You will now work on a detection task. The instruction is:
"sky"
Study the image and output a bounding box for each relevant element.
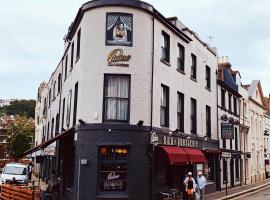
[0,0,270,99]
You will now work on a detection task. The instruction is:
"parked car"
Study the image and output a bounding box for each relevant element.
[0,163,29,185]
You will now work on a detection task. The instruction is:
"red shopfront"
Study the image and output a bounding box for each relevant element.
[154,145,207,200]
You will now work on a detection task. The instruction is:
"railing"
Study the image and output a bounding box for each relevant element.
[1,184,40,200]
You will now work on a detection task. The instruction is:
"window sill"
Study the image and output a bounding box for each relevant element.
[190,77,197,82]
[177,68,185,74]
[160,58,171,66]
[205,87,211,92]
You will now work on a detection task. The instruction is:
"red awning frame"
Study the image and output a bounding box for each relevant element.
[155,145,207,165]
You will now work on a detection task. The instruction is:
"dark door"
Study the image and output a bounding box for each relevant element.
[230,159,234,187]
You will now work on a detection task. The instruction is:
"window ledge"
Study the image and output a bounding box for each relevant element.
[160,58,171,66]
[205,87,211,92]
[177,69,185,74]
[190,77,197,82]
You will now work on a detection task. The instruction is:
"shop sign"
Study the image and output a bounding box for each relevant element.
[163,136,199,148]
[222,152,231,158]
[150,131,159,143]
[221,123,234,139]
[107,49,131,67]
[232,153,241,159]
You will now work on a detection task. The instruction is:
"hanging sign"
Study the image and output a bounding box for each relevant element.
[107,49,131,67]
[221,123,234,139]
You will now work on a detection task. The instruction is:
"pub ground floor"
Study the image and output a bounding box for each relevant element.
[31,124,221,200]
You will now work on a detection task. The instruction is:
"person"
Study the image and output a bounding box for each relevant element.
[113,21,127,42]
[197,171,206,200]
[183,172,196,200]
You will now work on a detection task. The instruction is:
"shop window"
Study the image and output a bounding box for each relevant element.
[235,159,240,181]
[205,65,211,89]
[177,92,184,132]
[161,31,170,63]
[191,54,197,80]
[177,43,185,72]
[190,98,197,134]
[161,84,169,127]
[223,159,228,183]
[98,146,129,193]
[103,75,130,122]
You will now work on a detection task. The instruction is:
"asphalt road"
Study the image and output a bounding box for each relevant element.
[234,186,270,200]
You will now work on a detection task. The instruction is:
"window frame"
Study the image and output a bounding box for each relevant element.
[205,65,211,89]
[70,42,74,71]
[191,54,197,80]
[177,43,185,72]
[190,98,197,134]
[102,74,131,123]
[206,105,211,138]
[160,84,170,127]
[177,92,184,132]
[76,28,81,60]
[221,88,226,109]
[161,31,170,63]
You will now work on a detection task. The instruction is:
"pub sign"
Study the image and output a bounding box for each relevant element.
[221,123,234,139]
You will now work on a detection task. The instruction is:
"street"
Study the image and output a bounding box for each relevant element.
[234,186,270,200]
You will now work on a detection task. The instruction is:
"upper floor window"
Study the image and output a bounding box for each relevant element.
[177,43,185,72]
[191,54,197,80]
[70,42,74,71]
[66,90,72,128]
[58,73,62,94]
[228,93,232,112]
[103,75,130,122]
[235,127,238,150]
[160,84,169,127]
[221,88,226,108]
[48,89,51,107]
[161,31,170,63]
[190,98,197,134]
[233,96,237,115]
[76,29,81,60]
[64,55,68,80]
[73,82,79,126]
[53,81,56,100]
[206,105,211,137]
[177,92,184,132]
[205,65,211,89]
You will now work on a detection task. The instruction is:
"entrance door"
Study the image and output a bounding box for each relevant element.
[230,159,234,187]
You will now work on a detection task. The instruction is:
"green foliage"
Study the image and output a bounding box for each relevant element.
[0,99,35,118]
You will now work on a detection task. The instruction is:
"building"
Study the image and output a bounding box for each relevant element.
[264,95,270,178]
[244,80,266,183]
[27,0,219,199]
[217,58,242,189]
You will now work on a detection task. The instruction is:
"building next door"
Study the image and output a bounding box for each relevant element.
[230,159,234,187]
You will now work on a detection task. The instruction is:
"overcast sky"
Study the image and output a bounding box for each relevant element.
[0,0,270,99]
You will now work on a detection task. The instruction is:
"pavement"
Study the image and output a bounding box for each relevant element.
[232,186,270,200]
[205,179,270,200]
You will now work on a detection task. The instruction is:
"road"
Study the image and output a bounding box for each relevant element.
[233,186,270,200]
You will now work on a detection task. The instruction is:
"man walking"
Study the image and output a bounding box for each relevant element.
[197,171,206,200]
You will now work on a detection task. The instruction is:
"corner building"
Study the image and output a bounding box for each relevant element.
[31,0,219,199]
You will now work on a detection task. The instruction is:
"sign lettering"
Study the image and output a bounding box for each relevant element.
[163,136,199,148]
[221,123,234,139]
[107,49,131,67]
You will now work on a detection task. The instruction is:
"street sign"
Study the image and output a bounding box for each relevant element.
[221,123,234,139]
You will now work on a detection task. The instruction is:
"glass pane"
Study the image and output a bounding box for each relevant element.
[105,99,117,120]
[117,99,128,120]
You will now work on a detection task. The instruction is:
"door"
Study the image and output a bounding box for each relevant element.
[230,159,234,187]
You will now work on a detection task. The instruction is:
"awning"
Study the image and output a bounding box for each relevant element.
[155,146,206,165]
[155,145,189,165]
[20,127,74,157]
[183,148,207,164]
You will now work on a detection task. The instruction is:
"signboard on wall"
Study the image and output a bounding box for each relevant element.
[221,123,234,139]
[107,49,131,67]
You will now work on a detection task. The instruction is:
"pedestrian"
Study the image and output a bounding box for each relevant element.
[183,172,196,200]
[197,171,206,200]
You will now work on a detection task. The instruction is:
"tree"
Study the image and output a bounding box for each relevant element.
[0,99,36,118]
[7,116,35,158]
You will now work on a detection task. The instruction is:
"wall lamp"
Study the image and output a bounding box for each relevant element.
[78,119,86,126]
[221,114,228,121]
[136,120,144,127]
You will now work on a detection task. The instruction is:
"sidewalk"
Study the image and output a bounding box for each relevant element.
[205,179,270,200]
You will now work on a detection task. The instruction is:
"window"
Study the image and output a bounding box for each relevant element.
[222,139,226,149]
[103,75,130,122]
[223,159,228,183]
[206,105,211,137]
[98,146,128,193]
[56,114,59,133]
[61,98,65,130]
[160,84,169,127]
[228,93,232,112]
[235,159,240,180]
[43,98,47,117]
[177,92,184,132]
[51,118,54,138]
[230,138,232,150]
[233,96,237,114]
[235,127,238,150]
[221,88,226,108]
[58,73,62,94]
[177,43,185,71]
[65,55,68,80]
[73,82,78,126]
[191,54,197,80]
[206,65,211,89]
[66,90,72,128]
[76,29,81,59]
[48,89,51,107]
[161,31,170,63]
[190,98,197,134]
[47,121,50,141]
[70,42,74,71]
[53,81,56,99]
